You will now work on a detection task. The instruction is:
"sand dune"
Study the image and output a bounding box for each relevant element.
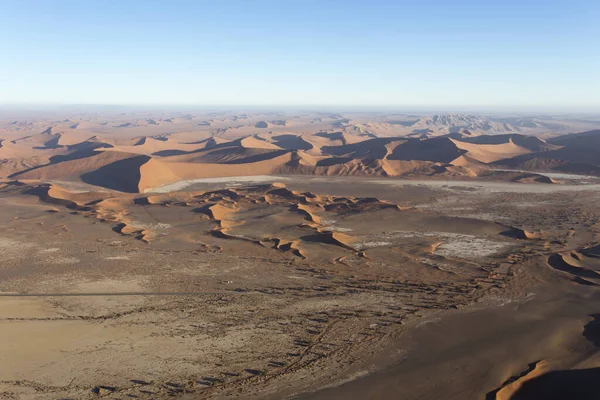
[450,138,533,163]
[387,137,466,163]
[24,184,98,208]
[271,134,314,151]
[493,130,600,175]
[22,182,452,260]
[500,225,543,240]
[239,135,283,150]
[2,111,600,400]
[100,136,207,156]
[18,179,538,284]
[12,150,140,182]
[493,360,552,400]
[457,133,557,151]
[0,137,63,160]
[547,250,600,285]
[2,124,600,193]
[320,137,405,159]
[548,129,600,147]
[138,152,295,192]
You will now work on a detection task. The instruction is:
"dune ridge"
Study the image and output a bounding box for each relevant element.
[21,182,414,259]
[2,125,600,193]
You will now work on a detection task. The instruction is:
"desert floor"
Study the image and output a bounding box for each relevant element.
[0,176,598,399]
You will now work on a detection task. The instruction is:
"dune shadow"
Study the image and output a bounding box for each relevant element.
[50,142,114,163]
[321,137,396,158]
[547,253,600,280]
[272,134,313,151]
[299,234,330,244]
[508,368,600,400]
[490,315,600,400]
[33,135,63,150]
[81,155,149,193]
[583,314,600,347]
[316,157,353,166]
[485,362,539,400]
[387,137,466,163]
[9,143,114,179]
[152,138,218,156]
[214,149,289,164]
[152,149,190,156]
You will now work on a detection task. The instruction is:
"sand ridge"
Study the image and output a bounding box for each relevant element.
[3,121,600,193]
[18,180,538,275]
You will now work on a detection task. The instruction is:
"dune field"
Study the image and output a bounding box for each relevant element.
[0,111,599,399]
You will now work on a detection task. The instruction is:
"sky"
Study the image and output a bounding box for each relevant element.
[0,0,598,109]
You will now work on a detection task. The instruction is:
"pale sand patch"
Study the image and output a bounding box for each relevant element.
[434,235,508,259]
[39,248,60,253]
[0,237,35,261]
[45,256,80,265]
[74,278,145,293]
[322,226,353,232]
[44,277,150,318]
[0,297,61,318]
[372,231,510,259]
[368,179,600,193]
[0,310,294,395]
[356,241,392,249]
[0,237,34,251]
[128,221,172,230]
[321,220,354,232]
[492,169,597,180]
[146,175,289,193]
[0,319,136,385]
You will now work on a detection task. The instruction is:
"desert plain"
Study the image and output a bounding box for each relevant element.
[0,108,599,399]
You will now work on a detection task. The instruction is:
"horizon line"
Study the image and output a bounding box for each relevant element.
[1,103,599,113]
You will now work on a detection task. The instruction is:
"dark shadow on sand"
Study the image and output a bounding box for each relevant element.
[81,155,149,193]
[508,368,600,400]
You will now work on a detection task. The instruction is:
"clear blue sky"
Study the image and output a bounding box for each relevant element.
[1,0,598,109]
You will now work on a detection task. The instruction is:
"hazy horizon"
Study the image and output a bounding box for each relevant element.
[1,103,599,116]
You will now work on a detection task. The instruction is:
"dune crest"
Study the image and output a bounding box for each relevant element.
[20,181,417,259]
[2,126,599,192]
[494,360,551,400]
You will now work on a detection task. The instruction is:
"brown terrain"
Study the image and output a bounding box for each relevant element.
[0,110,600,399]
